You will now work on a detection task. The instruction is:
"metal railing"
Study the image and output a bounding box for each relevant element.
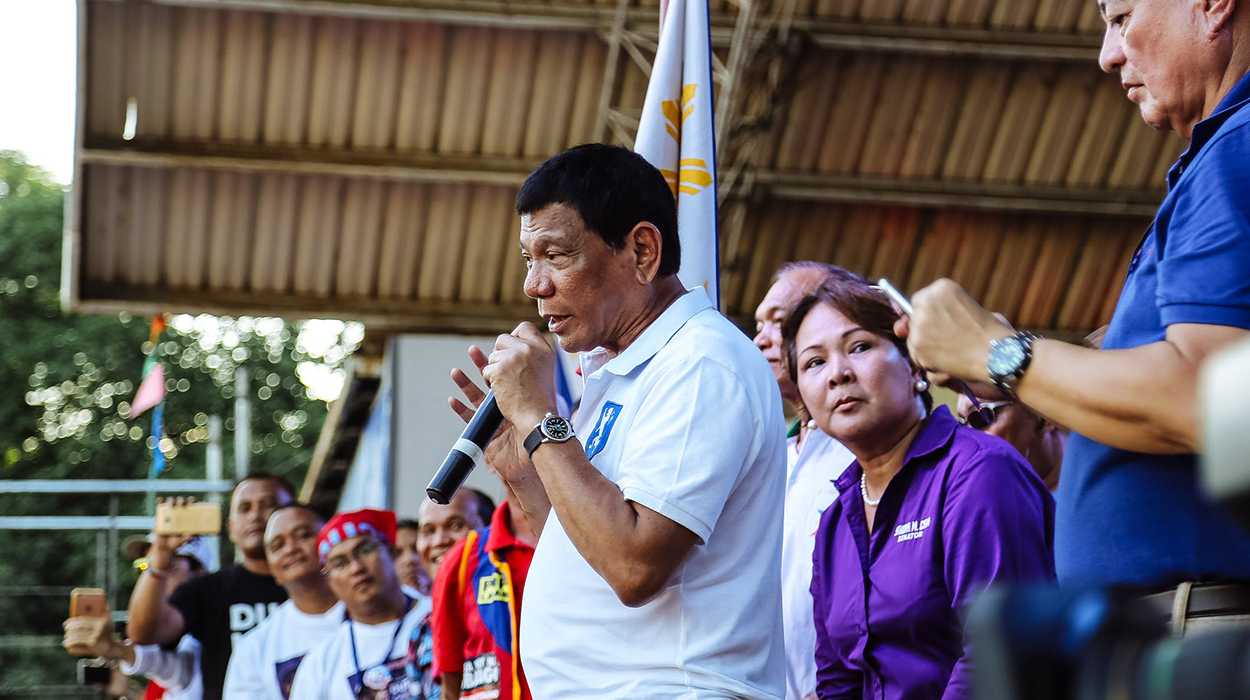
[0,479,233,697]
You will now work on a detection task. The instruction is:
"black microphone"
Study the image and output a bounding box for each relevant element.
[427,391,504,505]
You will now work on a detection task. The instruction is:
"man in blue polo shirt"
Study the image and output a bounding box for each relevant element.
[898,0,1250,634]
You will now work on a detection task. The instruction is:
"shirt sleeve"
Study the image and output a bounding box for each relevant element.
[120,639,196,691]
[811,508,861,700]
[939,443,1056,700]
[223,629,266,700]
[166,574,207,641]
[613,358,762,543]
[1158,123,1250,329]
[431,536,471,680]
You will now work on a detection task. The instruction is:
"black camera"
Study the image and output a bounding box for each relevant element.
[969,585,1250,700]
[77,657,112,685]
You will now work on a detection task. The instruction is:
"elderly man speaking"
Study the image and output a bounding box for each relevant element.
[901,0,1250,634]
[449,144,786,699]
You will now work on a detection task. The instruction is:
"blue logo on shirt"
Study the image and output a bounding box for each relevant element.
[585,402,623,459]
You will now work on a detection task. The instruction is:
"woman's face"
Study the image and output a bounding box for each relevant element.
[795,302,922,451]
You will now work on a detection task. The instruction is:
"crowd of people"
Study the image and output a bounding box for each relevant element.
[61,2,1250,697]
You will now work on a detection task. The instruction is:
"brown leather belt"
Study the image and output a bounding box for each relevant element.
[1140,582,1250,619]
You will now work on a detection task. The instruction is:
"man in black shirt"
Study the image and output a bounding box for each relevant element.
[127,473,294,700]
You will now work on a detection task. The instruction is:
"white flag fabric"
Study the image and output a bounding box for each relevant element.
[635,0,720,308]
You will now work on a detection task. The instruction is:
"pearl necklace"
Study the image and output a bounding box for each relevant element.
[860,472,881,507]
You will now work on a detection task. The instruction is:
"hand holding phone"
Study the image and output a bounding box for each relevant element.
[878,278,1002,423]
[64,615,115,658]
[65,589,114,658]
[69,588,108,619]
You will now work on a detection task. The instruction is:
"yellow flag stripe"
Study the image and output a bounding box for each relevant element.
[679,169,713,187]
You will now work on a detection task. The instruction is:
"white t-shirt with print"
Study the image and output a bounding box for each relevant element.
[223,599,345,700]
[519,287,788,700]
[288,596,431,700]
[782,428,852,700]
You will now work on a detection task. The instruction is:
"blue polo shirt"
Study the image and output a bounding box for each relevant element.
[1055,70,1250,586]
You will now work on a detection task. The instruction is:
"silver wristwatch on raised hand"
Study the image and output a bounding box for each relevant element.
[987,331,1039,396]
[523,413,575,458]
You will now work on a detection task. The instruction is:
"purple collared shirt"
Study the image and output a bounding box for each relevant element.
[812,406,1055,700]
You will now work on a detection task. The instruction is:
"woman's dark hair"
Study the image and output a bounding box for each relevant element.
[781,273,933,412]
[516,144,681,276]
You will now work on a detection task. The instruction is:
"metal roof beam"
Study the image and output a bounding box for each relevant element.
[81,142,1160,217]
[752,172,1162,218]
[107,0,1100,62]
[80,141,539,187]
[73,280,541,333]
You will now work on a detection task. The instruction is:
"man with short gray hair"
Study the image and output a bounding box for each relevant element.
[901,0,1250,633]
[753,262,856,700]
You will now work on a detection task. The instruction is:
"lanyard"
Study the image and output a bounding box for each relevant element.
[347,596,413,687]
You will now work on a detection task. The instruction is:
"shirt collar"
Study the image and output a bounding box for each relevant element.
[832,405,959,491]
[484,501,530,553]
[588,287,714,378]
[1169,69,1250,187]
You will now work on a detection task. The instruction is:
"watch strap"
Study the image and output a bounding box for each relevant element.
[523,426,545,459]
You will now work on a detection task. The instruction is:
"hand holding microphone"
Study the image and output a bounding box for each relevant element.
[433,324,560,503]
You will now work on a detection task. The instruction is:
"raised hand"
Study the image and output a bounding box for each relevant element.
[904,278,1013,382]
[147,497,195,572]
[63,616,122,659]
[449,344,537,489]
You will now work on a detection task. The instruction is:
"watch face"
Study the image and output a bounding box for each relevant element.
[989,339,1026,376]
[542,415,571,441]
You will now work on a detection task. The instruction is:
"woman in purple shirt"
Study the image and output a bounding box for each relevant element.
[781,275,1055,700]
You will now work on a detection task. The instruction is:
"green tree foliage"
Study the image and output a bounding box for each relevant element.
[0,151,361,693]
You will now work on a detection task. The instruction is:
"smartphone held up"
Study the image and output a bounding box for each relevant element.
[154,502,222,535]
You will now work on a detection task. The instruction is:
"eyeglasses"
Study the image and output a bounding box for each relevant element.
[958,400,1015,430]
[322,538,383,576]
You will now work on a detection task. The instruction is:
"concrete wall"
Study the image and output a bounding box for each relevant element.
[388,334,507,520]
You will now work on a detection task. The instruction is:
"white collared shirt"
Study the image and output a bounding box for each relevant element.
[782,429,852,700]
[520,287,787,700]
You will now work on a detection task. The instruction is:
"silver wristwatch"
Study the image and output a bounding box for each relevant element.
[987,331,1039,396]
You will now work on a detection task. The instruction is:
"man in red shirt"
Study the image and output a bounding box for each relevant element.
[431,486,537,700]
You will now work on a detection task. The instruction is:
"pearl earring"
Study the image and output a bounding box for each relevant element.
[806,419,818,430]
[914,378,930,393]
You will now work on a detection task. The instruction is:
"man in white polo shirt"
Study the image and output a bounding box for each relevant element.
[449,144,786,699]
[753,262,857,700]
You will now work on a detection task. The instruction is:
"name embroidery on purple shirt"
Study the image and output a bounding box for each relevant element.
[893,517,931,543]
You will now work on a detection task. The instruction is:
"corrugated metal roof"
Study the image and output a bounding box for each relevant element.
[70,0,1180,335]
